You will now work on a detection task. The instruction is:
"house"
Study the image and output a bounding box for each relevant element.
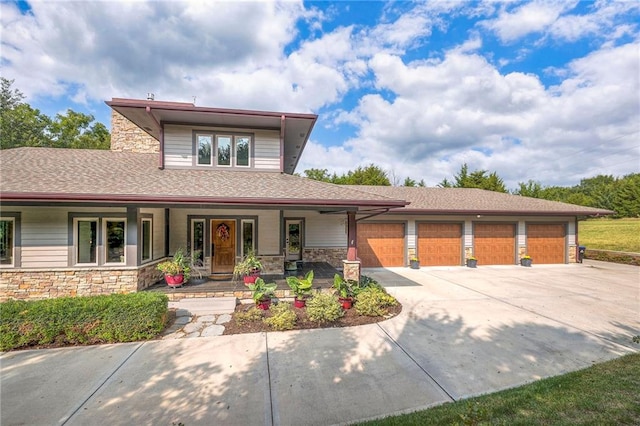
[0,98,612,300]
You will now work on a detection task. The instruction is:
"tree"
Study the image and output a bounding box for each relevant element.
[303,168,333,182]
[0,78,110,150]
[438,163,508,193]
[0,78,51,149]
[304,164,391,185]
[513,180,543,198]
[403,177,417,187]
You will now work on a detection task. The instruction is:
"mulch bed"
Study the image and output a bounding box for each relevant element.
[222,301,402,335]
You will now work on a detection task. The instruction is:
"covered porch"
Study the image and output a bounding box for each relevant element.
[145,261,339,301]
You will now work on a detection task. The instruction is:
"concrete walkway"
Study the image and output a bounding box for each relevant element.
[2,260,638,426]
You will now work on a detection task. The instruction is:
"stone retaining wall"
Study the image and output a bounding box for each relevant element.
[0,261,165,301]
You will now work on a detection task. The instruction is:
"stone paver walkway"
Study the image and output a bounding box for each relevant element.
[163,297,236,339]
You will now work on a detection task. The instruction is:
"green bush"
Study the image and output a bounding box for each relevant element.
[234,306,264,325]
[355,287,398,317]
[0,292,168,351]
[263,302,296,331]
[306,292,343,323]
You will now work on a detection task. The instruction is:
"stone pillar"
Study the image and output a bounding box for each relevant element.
[343,260,361,282]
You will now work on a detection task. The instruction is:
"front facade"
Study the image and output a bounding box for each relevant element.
[0,98,611,301]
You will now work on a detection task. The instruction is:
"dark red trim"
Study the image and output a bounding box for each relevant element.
[106,98,318,120]
[347,211,357,261]
[0,192,407,208]
[386,208,613,216]
[280,115,285,173]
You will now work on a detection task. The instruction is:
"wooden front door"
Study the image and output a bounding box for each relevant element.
[211,220,236,274]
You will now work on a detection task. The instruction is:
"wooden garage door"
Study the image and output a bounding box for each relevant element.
[417,223,462,266]
[474,224,516,265]
[527,224,566,264]
[358,223,405,267]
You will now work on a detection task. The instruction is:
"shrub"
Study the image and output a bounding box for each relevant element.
[0,292,168,351]
[306,292,343,323]
[263,302,296,331]
[355,287,398,317]
[234,306,264,325]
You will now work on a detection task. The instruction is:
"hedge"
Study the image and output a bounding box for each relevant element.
[0,292,169,351]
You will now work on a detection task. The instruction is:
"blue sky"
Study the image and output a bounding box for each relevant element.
[2,0,639,188]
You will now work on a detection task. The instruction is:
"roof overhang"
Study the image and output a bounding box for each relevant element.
[106,98,317,174]
[388,208,614,217]
[0,192,406,212]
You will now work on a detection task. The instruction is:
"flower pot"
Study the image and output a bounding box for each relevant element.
[410,260,420,269]
[339,297,353,310]
[521,258,532,267]
[294,298,306,308]
[165,273,184,287]
[256,298,271,310]
[243,271,260,285]
[466,259,477,268]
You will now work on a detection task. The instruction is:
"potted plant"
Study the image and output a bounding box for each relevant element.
[248,277,278,310]
[286,270,314,308]
[157,247,191,287]
[233,250,263,284]
[409,257,420,269]
[466,256,478,268]
[520,255,533,267]
[333,274,355,309]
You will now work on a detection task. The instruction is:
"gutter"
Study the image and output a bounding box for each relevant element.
[388,208,615,217]
[0,192,407,209]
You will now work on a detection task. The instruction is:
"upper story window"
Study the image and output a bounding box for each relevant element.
[195,132,252,168]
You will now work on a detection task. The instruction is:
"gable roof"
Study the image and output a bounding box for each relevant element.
[345,185,614,216]
[106,98,317,174]
[0,148,405,210]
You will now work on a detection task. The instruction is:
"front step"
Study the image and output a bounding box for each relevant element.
[168,297,237,315]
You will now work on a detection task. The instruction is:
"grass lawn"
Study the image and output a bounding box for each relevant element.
[579,218,640,252]
[358,353,640,426]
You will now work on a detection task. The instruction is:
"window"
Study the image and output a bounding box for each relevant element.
[235,136,250,167]
[104,219,126,264]
[191,220,205,265]
[76,219,98,264]
[197,134,212,165]
[217,135,232,166]
[0,219,14,266]
[193,132,252,168]
[141,218,152,262]
[241,219,255,257]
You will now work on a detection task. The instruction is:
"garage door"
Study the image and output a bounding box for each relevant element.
[474,223,516,265]
[358,223,405,267]
[527,224,566,264]
[417,223,463,266]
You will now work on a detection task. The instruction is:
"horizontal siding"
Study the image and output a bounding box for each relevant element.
[304,215,346,247]
[258,211,280,254]
[164,125,193,167]
[21,208,68,268]
[254,130,280,170]
[163,125,281,170]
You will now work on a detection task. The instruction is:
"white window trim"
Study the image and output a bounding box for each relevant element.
[216,135,233,167]
[103,218,127,265]
[234,135,251,168]
[74,217,99,266]
[141,218,153,263]
[196,133,213,166]
[241,219,255,258]
[0,217,15,268]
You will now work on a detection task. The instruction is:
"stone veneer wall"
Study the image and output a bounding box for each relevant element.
[0,261,165,301]
[110,110,159,153]
[257,255,285,275]
[568,245,577,263]
[302,248,347,268]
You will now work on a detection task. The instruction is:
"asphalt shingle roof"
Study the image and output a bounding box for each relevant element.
[0,148,404,208]
[345,185,614,216]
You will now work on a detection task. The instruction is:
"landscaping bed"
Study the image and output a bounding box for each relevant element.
[223,299,402,335]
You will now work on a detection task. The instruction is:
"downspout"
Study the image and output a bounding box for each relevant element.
[280,115,285,172]
[146,106,164,170]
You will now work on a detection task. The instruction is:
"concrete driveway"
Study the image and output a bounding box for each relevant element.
[1,260,638,426]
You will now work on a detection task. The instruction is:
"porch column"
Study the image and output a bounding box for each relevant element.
[346,211,357,261]
[343,211,361,282]
[126,207,139,267]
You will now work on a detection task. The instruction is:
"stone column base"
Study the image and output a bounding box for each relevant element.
[343,260,361,282]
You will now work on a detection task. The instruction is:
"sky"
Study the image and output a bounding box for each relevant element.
[1,0,639,189]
